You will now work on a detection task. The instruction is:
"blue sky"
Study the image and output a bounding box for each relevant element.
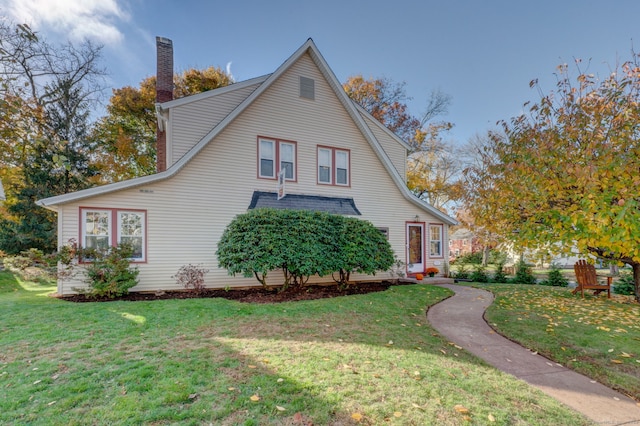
[1,0,639,145]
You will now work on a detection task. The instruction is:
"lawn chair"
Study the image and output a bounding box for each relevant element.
[572,260,611,299]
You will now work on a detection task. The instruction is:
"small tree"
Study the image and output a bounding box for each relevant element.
[539,263,569,287]
[77,243,139,298]
[491,261,508,283]
[511,260,536,285]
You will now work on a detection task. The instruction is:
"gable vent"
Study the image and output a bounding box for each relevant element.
[300,76,315,100]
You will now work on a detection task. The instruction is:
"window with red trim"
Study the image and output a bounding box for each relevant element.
[429,224,443,258]
[317,146,350,186]
[258,137,297,181]
[80,208,146,261]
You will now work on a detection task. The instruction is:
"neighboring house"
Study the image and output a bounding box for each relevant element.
[37,38,457,295]
[0,179,5,201]
[449,228,481,260]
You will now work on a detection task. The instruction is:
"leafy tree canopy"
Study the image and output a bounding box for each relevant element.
[91,67,234,182]
[464,53,640,299]
[343,75,460,213]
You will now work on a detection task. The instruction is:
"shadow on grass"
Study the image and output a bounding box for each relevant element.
[0,282,591,425]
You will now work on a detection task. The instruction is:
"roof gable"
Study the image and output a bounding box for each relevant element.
[37,39,456,225]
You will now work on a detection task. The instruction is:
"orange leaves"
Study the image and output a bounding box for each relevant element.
[351,412,363,422]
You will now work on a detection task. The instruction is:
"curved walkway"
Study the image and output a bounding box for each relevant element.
[427,284,640,425]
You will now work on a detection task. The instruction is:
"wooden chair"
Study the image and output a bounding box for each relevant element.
[572,260,611,298]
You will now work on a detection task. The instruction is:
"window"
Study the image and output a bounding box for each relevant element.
[81,208,146,261]
[317,146,350,186]
[429,224,443,257]
[258,137,296,181]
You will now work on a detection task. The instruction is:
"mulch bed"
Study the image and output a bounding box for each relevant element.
[59,280,413,303]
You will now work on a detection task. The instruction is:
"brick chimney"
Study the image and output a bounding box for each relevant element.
[156,36,173,172]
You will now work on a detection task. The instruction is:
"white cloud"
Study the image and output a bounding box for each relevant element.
[2,0,129,45]
[226,61,234,81]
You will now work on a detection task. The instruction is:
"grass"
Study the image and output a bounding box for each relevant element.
[0,270,593,425]
[484,283,640,401]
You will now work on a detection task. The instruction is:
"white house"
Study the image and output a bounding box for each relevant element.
[37,38,457,295]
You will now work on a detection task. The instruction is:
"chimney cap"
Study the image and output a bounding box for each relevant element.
[156,36,172,45]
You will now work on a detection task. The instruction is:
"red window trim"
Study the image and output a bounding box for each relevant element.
[78,207,148,264]
[428,223,444,259]
[256,136,298,182]
[316,145,351,187]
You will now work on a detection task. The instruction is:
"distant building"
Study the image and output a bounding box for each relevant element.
[449,228,481,260]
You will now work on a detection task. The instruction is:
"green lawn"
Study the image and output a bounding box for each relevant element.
[483,283,640,401]
[0,271,593,425]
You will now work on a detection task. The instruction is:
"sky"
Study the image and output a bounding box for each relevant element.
[1,0,639,145]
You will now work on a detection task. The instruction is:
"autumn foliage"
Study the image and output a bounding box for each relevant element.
[465,53,640,300]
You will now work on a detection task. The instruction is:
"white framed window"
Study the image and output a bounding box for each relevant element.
[81,208,147,262]
[317,146,350,186]
[258,137,296,181]
[429,224,443,258]
[83,210,111,252]
[117,211,146,261]
[258,139,275,178]
[318,147,332,184]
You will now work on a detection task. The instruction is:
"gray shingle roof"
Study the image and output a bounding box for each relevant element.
[248,191,361,215]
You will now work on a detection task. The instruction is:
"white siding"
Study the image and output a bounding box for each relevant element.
[361,113,407,178]
[56,52,447,294]
[169,82,261,166]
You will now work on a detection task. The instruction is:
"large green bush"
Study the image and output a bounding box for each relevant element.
[216,209,394,288]
[333,217,395,285]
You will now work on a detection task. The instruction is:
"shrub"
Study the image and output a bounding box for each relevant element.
[511,259,537,284]
[3,255,31,271]
[77,243,139,298]
[615,271,636,295]
[173,264,209,294]
[454,263,469,279]
[334,216,395,286]
[492,261,508,283]
[539,263,569,287]
[469,265,488,283]
[488,250,508,265]
[216,208,394,289]
[387,257,407,282]
[455,251,483,265]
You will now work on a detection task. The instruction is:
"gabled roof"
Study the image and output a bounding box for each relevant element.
[37,39,456,226]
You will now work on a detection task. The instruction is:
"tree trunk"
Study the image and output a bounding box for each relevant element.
[482,246,490,267]
[633,262,640,303]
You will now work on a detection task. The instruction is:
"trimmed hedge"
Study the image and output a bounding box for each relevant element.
[216,209,394,288]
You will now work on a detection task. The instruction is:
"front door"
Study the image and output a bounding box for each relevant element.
[406,223,425,274]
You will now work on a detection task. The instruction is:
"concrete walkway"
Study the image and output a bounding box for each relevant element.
[427,284,640,425]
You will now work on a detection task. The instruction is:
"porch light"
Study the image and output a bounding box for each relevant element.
[414,215,420,222]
